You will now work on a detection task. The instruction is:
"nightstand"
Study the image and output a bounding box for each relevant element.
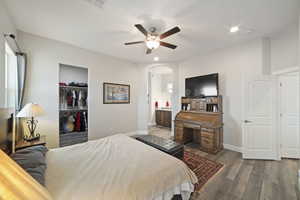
[15,135,46,151]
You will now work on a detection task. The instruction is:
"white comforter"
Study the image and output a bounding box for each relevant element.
[45,134,197,200]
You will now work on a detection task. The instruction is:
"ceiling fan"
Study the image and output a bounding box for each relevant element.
[124,24,181,54]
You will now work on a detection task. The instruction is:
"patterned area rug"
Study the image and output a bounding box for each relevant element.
[183,150,224,192]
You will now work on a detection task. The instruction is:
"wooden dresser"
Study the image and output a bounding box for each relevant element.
[175,96,223,154]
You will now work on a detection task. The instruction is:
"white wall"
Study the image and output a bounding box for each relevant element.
[59,64,88,84]
[161,74,173,105]
[271,23,299,72]
[178,39,265,148]
[19,31,139,148]
[0,1,16,108]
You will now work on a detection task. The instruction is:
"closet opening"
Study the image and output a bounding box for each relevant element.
[58,64,88,147]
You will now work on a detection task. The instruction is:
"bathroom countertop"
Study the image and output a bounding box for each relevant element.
[156,108,172,111]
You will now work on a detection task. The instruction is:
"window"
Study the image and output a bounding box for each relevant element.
[3,42,17,108]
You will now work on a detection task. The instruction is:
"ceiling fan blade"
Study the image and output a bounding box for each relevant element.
[124,41,144,45]
[135,24,148,36]
[146,48,152,54]
[160,41,177,49]
[160,26,181,39]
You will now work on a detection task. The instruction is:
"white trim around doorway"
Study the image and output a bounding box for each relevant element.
[273,66,300,160]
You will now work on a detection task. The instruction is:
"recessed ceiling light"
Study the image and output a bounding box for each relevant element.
[154,57,159,61]
[230,26,240,33]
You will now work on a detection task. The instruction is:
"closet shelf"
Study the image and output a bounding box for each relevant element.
[59,85,88,89]
[60,107,88,112]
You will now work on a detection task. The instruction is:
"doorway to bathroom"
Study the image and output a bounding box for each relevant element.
[148,65,173,139]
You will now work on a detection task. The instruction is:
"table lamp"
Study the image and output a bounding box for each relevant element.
[17,103,45,141]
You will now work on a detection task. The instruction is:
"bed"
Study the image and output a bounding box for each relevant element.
[1,134,197,200]
[45,134,197,200]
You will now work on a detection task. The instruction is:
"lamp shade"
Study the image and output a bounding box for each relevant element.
[17,103,45,118]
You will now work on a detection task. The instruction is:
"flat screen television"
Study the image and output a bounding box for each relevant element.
[185,73,219,97]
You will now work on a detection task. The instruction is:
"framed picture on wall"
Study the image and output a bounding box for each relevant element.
[103,82,130,104]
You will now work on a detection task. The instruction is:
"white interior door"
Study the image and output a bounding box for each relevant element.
[243,77,277,160]
[279,72,300,158]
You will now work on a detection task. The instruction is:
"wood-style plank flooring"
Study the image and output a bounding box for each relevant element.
[149,126,300,200]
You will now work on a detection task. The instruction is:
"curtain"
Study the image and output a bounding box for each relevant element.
[15,53,27,111]
[15,53,27,144]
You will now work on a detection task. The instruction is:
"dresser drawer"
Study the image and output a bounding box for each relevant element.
[201,131,214,140]
[201,137,214,149]
[201,128,214,133]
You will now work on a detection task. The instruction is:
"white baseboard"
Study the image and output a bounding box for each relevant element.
[148,123,156,127]
[136,130,148,135]
[124,130,148,136]
[224,144,242,153]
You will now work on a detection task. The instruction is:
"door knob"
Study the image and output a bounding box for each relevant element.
[244,120,252,123]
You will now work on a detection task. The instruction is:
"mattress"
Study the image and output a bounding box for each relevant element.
[45,134,197,200]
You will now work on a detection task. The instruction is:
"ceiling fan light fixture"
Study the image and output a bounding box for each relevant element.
[146,40,160,49]
[230,26,240,33]
[145,35,160,49]
[125,24,180,54]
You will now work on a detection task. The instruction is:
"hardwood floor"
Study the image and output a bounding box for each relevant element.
[148,126,300,200]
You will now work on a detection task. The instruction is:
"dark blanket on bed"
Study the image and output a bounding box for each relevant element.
[11,145,48,185]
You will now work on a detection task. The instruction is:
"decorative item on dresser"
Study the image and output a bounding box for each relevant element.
[175,96,223,154]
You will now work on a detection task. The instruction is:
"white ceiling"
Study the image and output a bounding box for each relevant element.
[3,0,299,63]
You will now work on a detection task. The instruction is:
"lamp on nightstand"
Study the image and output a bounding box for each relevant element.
[17,103,45,141]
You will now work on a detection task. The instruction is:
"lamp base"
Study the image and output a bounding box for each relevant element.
[23,134,40,142]
[24,117,40,142]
